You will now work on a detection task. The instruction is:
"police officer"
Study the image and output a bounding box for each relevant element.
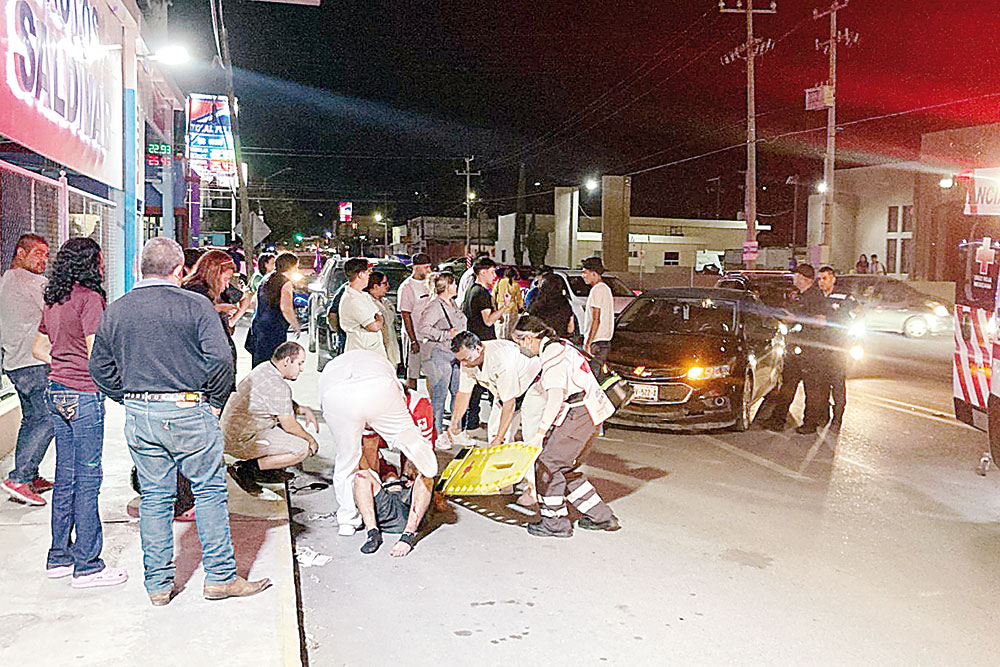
[817,266,856,430]
[761,263,832,434]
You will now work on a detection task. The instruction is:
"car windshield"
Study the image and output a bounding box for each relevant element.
[567,275,634,297]
[617,297,737,335]
[838,277,927,302]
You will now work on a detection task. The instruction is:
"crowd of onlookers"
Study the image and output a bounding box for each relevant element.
[0,232,624,604]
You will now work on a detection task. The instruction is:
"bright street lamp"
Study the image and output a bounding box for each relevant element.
[817,181,828,193]
[467,192,477,201]
[585,178,599,192]
[149,44,190,66]
[939,176,955,189]
[374,212,383,222]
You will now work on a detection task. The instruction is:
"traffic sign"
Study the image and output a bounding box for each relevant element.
[742,240,759,261]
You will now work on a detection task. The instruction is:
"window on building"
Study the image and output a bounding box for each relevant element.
[886,239,897,274]
[901,205,913,232]
[900,238,913,274]
[668,226,684,236]
[629,250,640,258]
[887,206,899,233]
[663,251,680,266]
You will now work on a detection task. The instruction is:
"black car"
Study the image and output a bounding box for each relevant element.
[307,257,409,370]
[606,287,785,431]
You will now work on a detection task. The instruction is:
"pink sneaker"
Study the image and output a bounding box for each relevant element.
[1,480,46,506]
[46,565,73,579]
[71,566,128,589]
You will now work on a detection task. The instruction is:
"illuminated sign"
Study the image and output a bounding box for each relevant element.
[0,0,124,187]
[186,93,236,187]
[147,142,171,155]
[339,201,352,222]
[963,168,1000,216]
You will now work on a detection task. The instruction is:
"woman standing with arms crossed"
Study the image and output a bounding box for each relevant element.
[247,252,300,368]
[511,314,620,538]
[32,237,127,587]
[417,272,466,448]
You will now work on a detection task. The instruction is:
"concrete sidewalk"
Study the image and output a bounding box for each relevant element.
[0,351,302,666]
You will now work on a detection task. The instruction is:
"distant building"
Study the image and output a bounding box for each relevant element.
[806,122,1000,281]
[404,215,497,263]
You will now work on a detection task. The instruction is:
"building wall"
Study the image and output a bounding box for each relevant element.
[806,164,916,275]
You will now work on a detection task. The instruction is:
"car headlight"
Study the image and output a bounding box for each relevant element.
[778,322,788,335]
[687,364,730,380]
[847,320,866,338]
[933,304,950,318]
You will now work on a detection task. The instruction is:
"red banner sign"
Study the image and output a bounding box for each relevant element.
[0,0,124,188]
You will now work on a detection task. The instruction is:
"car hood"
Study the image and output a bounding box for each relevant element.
[608,331,737,369]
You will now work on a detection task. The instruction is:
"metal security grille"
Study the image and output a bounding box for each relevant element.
[0,159,118,396]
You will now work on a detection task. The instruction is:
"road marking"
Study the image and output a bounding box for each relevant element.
[797,432,829,474]
[859,396,978,431]
[699,434,813,482]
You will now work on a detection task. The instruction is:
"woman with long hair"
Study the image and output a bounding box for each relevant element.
[492,267,524,339]
[855,254,869,274]
[527,273,576,339]
[31,237,127,587]
[247,252,300,367]
[417,272,466,444]
[511,314,619,538]
[365,270,401,369]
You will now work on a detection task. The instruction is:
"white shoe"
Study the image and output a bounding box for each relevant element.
[338,523,357,536]
[451,432,476,448]
[434,433,452,451]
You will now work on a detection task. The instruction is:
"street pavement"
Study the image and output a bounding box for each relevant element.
[0,331,301,667]
[291,330,1000,666]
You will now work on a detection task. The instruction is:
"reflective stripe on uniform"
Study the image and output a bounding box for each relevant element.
[539,495,565,506]
[539,506,569,518]
[575,495,601,513]
[566,482,595,503]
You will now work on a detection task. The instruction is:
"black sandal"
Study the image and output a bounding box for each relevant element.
[397,532,418,550]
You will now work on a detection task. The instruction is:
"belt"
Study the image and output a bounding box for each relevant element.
[124,392,207,403]
[566,391,585,408]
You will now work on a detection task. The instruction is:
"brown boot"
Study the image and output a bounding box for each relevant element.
[149,588,176,607]
[203,576,271,600]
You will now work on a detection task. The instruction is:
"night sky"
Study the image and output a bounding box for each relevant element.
[166,0,1000,241]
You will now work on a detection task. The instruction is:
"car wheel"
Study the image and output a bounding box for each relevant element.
[903,316,928,338]
[731,371,753,432]
[307,302,317,353]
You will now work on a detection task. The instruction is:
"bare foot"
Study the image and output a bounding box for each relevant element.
[515,490,536,507]
[390,540,412,557]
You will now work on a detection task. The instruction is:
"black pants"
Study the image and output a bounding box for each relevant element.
[764,352,830,429]
[827,354,847,423]
[463,384,485,430]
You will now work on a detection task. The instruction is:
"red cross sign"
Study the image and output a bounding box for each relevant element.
[976,238,995,275]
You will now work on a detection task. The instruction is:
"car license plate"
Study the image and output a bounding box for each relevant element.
[634,384,658,401]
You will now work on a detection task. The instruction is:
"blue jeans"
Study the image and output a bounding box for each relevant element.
[424,349,460,435]
[46,381,106,576]
[124,400,237,594]
[7,364,54,484]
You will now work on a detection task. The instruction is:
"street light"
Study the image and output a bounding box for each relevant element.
[585,178,599,192]
[373,212,388,256]
[817,181,828,193]
[148,44,190,65]
[467,191,477,201]
[939,176,955,189]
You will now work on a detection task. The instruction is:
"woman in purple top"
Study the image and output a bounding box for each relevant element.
[31,237,127,589]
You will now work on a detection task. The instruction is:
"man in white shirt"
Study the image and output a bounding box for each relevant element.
[869,254,887,275]
[447,332,543,447]
[318,350,438,539]
[338,257,385,355]
[0,233,53,506]
[581,256,615,364]
[398,253,432,391]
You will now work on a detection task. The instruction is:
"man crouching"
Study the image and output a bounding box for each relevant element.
[353,459,432,557]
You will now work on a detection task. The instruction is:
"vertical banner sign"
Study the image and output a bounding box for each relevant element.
[186,93,236,188]
[339,201,352,222]
[0,0,124,188]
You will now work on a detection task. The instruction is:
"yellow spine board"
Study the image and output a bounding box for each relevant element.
[438,442,541,496]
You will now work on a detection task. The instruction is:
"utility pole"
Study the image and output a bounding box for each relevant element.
[813,0,859,263]
[213,0,253,271]
[456,156,480,255]
[720,0,776,270]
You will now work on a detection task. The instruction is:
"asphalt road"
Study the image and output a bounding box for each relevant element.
[287,331,1000,666]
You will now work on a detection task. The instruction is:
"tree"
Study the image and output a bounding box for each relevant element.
[526,213,549,267]
[257,196,311,247]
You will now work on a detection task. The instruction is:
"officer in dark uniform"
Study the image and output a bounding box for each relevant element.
[817,266,857,430]
[761,263,832,434]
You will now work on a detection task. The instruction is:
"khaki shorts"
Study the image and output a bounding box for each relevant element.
[228,427,309,461]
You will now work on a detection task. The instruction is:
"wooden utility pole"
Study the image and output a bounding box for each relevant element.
[456,156,480,255]
[721,0,776,269]
[814,0,858,263]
